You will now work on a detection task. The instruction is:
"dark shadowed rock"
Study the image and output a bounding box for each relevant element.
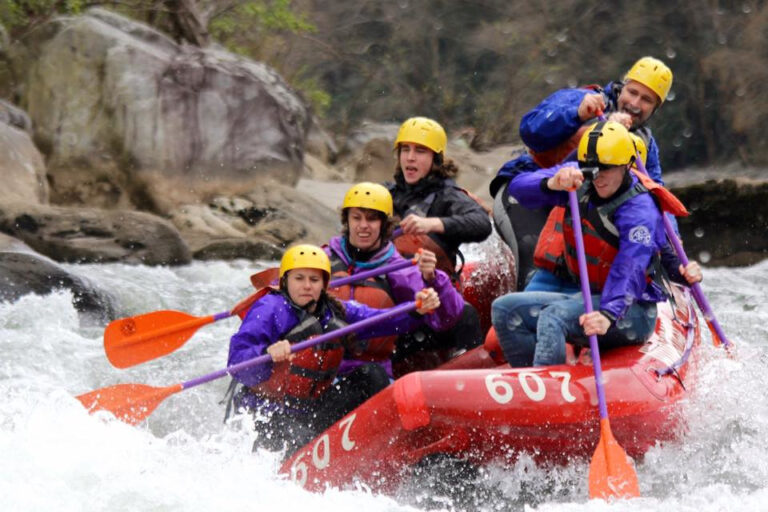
[0,99,33,133]
[672,178,768,267]
[191,238,283,261]
[0,203,191,265]
[0,233,116,322]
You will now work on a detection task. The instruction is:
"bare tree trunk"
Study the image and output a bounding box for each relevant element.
[164,0,210,46]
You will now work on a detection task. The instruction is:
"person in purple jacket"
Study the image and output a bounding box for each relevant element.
[491,122,701,367]
[326,182,476,378]
[227,243,440,454]
[491,58,675,289]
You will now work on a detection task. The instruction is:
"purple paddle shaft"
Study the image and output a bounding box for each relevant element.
[180,300,418,390]
[634,156,732,348]
[568,190,610,419]
[328,258,415,288]
[596,112,731,347]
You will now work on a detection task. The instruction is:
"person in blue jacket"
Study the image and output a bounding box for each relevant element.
[519,56,673,185]
[491,57,674,290]
[491,122,701,367]
[227,244,440,454]
[325,182,472,378]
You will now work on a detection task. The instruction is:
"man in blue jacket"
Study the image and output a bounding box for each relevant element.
[519,56,673,185]
[491,121,697,367]
[490,57,674,288]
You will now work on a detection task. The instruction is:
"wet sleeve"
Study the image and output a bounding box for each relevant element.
[227,298,282,387]
[344,300,424,339]
[599,199,661,319]
[507,165,568,210]
[438,190,492,245]
[519,88,589,152]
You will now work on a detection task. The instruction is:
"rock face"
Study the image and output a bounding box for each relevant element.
[673,178,768,266]
[0,203,191,265]
[0,121,48,205]
[169,181,340,259]
[0,233,116,322]
[12,7,310,211]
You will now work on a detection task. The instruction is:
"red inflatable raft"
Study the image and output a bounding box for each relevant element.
[279,283,700,493]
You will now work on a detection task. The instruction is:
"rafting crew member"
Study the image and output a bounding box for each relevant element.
[491,57,674,289]
[491,121,702,367]
[227,244,441,454]
[520,56,673,183]
[386,117,491,371]
[388,116,492,276]
[326,182,468,378]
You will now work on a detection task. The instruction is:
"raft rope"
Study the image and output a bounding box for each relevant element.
[653,299,697,382]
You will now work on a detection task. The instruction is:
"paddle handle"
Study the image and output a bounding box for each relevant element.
[329,256,417,288]
[568,190,609,420]
[180,300,419,390]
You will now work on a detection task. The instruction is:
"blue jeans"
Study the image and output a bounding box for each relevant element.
[523,269,580,293]
[491,291,658,366]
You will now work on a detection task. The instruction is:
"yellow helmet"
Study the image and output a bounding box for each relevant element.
[394,116,447,155]
[624,56,673,104]
[629,133,647,167]
[279,244,331,281]
[342,182,393,216]
[577,121,636,168]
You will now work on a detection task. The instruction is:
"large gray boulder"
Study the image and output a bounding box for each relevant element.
[0,233,116,322]
[0,203,191,265]
[11,8,309,211]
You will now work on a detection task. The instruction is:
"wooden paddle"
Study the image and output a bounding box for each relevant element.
[81,300,421,424]
[567,189,640,499]
[104,258,419,369]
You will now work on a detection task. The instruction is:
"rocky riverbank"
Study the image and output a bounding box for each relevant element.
[1,8,766,322]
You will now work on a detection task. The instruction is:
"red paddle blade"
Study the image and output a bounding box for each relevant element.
[76,383,183,425]
[589,418,640,499]
[104,311,215,369]
[250,267,279,289]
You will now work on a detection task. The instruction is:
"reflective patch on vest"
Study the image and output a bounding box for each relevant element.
[628,225,652,246]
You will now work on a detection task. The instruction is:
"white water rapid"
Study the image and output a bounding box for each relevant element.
[1,259,766,511]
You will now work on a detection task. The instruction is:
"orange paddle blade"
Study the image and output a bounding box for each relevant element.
[230,287,271,318]
[76,383,183,425]
[104,311,215,369]
[250,267,279,289]
[589,418,640,499]
[706,319,724,347]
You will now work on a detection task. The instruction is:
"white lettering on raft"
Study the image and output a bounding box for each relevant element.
[291,413,358,486]
[485,371,576,404]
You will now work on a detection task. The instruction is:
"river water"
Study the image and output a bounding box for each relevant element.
[1,258,766,511]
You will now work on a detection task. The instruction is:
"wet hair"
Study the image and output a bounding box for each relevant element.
[394,146,459,179]
[340,207,398,242]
